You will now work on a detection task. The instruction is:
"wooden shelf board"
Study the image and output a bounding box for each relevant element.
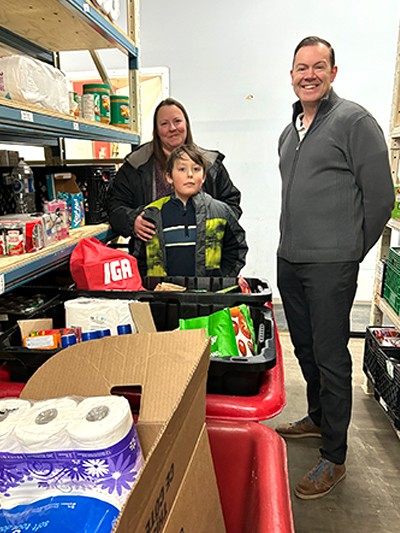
[374,295,400,329]
[0,0,137,54]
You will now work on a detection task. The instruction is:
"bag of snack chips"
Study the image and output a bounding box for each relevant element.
[179,308,238,358]
[230,304,257,357]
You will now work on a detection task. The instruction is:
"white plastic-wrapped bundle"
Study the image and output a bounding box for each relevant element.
[0,398,31,452]
[92,0,120,21]
[0,55,70,114]
[64,297,137,335]
[0,395,143,533]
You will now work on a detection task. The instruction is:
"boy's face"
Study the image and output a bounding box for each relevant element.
[166,154,205,204]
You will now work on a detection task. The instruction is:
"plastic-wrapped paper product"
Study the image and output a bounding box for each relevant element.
[92,0,120,21]
[0,398,31,452]
[0,55,69,114]
[0,395,144,533]
[65,297,137,336]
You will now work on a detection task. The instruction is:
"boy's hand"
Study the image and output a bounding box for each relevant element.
[134,211,156,241]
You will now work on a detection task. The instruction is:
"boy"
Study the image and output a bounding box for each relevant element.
[134,144,248,277]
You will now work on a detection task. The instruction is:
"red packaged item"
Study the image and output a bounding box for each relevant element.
[4,223,25,255]
[238,275,252,294]
[0,226,5,256]
[70,237,145,291]
[25,219,45,252]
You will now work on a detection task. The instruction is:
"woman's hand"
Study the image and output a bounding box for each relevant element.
[134,211,156,241]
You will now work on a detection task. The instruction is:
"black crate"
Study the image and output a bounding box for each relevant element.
[363,327,400,385]
[28,273,272,308]
[0,293,65,381]
[0,290,61,333]
[374,347,400,424]
[32,164,116,225]
[373,388,400,430]
[72,165,115,225]
[363,327,400,429]
[0,169,17,215]
[0,284,276,396]
[206,306,275,396]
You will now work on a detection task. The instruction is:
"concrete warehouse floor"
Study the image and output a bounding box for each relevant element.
[262,308,400,533]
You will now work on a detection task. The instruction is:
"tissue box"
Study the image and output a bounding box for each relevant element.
[20,330,225,533]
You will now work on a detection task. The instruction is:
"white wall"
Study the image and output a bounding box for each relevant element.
[58,1,400,301]
[137,0,400,301]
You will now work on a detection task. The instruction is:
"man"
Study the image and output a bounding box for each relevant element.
[276,36,394,500]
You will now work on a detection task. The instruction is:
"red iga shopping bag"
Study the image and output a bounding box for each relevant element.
[70,237,144,290]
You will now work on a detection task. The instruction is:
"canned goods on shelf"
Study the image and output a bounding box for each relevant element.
[110,95,130,128]
[83,83,110,124]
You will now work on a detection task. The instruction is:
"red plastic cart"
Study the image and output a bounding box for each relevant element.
[207,418,294,533]
[0,381,24,398]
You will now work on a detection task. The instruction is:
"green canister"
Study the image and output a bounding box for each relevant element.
[83,83,110,124]
[110,95,130,128]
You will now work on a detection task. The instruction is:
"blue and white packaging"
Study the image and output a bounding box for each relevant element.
[0,395,143,533]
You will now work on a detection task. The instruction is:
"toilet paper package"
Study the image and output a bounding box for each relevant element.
[0,55,70,114]
[64,297,137,336]
[0,395,144,533]
[4,329,219,532]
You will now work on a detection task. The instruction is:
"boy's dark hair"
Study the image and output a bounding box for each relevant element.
[293,36,335,68]
[165,144,208,177]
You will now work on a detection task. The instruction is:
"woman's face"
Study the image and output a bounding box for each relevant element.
[156,105,187,154]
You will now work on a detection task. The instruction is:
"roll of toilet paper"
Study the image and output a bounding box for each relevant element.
[65,297,137,336]
[14,397,78,453]
[67,395,143,508]
[67,395,134,449]
[0,398,31,452]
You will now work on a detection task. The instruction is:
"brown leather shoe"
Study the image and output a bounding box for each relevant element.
[275,415,322,439]
[294,458,346,500]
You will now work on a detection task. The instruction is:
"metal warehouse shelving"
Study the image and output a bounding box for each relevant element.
[370,23,400,328]
[0,0,140,292]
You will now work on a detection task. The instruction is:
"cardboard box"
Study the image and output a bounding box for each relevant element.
[52,172,85,228]
[0,150,19,166]
[0,150,9,166]
[20,328,226,533]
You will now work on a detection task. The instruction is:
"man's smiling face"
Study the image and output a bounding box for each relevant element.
[291,43,337,106]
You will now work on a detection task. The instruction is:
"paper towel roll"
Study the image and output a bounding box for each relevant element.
[65,297,137,336]
[0,398,31,452]
[14,397,78,452]
[67,395,133,449]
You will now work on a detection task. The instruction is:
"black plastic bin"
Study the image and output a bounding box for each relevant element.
[0,289,65,381]
[363,326,400,429]
[0,276,275,395]
[33,164,116,224]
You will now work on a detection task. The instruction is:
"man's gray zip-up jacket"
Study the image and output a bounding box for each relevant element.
[278,89,394,263]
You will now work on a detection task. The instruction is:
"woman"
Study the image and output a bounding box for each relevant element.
[107,98,242,253]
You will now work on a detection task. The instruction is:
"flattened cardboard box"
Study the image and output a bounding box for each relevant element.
[21,329,225,533]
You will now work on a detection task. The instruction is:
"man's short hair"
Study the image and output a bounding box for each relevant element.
[293,36,335,68]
